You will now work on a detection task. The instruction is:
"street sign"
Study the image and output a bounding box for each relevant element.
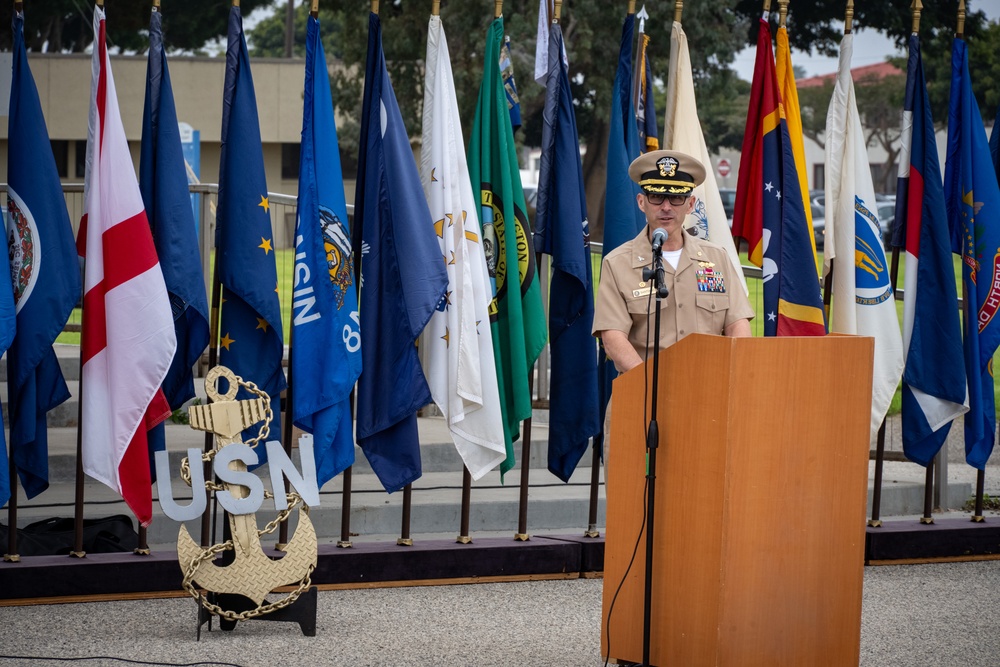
[717,158,731,177]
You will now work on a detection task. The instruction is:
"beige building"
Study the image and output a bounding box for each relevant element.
[0,52,311,247]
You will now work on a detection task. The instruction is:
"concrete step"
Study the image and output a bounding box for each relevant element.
[0,344,81,383]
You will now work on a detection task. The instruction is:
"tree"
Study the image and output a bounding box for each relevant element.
[0,0,271,53]
[249,1,748,241]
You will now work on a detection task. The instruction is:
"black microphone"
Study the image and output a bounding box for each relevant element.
[650,227,667,253]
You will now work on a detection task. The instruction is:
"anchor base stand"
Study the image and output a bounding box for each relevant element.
[195,588,318,639]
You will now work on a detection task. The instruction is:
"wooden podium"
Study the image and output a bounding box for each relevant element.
[601,334,873,666]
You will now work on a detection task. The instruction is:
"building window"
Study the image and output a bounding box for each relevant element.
[812,164,825,193]
[281,143,300,180]
[51,140,68,178]
[75,140,88,179]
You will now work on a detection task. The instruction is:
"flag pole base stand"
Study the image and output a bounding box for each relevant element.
[396,538,413,547]
[3,553,19,563]
[972,515,986,523]
[133,547,151,556]
[514,533,530,542]
[196,589,317,639]
[919,517,934,525]
[68,551,86,559]
[275,543,288,552]
[867,519,882,528]
[336,540,352,548]
[456,536,472,544]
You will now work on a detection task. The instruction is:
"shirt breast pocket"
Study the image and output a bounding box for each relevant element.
[695,293,730,334]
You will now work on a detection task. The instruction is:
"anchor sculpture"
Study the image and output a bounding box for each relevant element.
[176,366,317,619]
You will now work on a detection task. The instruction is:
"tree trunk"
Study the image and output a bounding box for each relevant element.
[582,119,610,244]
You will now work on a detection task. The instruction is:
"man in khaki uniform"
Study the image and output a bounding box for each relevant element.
[593,150,753,373]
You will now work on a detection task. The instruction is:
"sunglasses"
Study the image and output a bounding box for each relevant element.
[645,192,690,206]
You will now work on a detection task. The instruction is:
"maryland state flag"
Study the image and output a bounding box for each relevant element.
[733,19,824,336]
[468,17,548,478]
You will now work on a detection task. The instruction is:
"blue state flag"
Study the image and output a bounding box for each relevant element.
[595,12,645,459]
[897,34,967,467]
[534,23,600,482]
[944,38,1000,470]
[352,13,448,493]
[216,5,286,454]
[5,10,79,505]
[139,6,210,470]
[294,15,362,488]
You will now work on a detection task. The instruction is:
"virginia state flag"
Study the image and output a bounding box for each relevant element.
[469,17,548,478]
[139,6,210,469]
[5,9,78,506]
[944,37,1000,470]
[896,34,967,467]
[736,19,824,336]
[825,33,904,439]
[80,5,176,526]
[216,5,286,456]
[533,20,600,483]
[353,13,448,493]
[595,12,645,460]
[294,15,362,488]
[420,14,506,480]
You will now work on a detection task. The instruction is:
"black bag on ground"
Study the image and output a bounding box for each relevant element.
[0,515,138,556]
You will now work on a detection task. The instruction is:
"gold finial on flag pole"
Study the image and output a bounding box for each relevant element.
[371,0,379,15]
[495,0,503,18]
[763,0,772,16]
[553,0,561,23]
[628,1,635,15]
[910,0,922,34]
[432,0,440,16]
[779,0,789,28]
[97,0,104,7]
[14,0,22,13]
[957,0,966,38]
[674,0,683,23]
[153,0,161,9]
[311,0,319,18]
[232,0,240,8]
[844,0,854,34]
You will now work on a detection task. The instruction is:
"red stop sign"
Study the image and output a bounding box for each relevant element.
[717,158,731,177]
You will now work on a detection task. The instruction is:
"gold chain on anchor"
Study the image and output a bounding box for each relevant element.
[178,377,272,490]
[176,374,312,619]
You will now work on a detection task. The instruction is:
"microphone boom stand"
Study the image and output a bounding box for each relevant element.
[641,249,668,666]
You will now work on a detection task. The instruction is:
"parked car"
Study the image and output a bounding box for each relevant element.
[812,201,896,251]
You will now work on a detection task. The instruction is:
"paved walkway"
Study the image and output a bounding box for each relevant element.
[2,560,1000,666]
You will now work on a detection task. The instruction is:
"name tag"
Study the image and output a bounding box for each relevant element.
[632,287,652,298]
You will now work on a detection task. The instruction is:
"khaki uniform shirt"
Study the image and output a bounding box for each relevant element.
[592,228,754,369]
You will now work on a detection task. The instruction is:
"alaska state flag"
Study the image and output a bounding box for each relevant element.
[468,17,548,478]
[352,13,448,493]
[294,15,362,488]
[533,21,600,483]
[944,38,1000,470]
[735,19,824,336]
[595,12,645,459]
[5,10,80,505]
[139,6,210,469]
[216,5,286,456]
[895,34,967,467]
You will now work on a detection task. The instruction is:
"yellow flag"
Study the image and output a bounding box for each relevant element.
[776,26,820,267]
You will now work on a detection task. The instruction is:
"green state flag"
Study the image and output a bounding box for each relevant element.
[467,17,548,478]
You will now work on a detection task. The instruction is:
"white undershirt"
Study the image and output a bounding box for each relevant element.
[662,248,682,270]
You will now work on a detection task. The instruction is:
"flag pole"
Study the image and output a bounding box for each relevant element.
[778,0,787,27]
[311,0,318,18]
[432,0,439,16]
[495,0,502,19]
[844,0,853,34]
[673,0,682,23]
[5,448,18,562]
[371,0,379,15]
